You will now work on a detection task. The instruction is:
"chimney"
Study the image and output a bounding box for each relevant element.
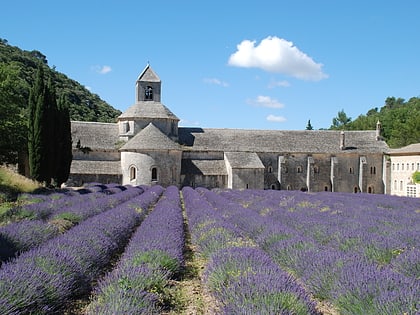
[340,131,345,150]
[376,120,382,140]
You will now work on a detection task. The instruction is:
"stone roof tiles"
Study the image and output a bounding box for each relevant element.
[118,101,179,120]
[225,152,265,169]
[389,143,420,155]
[71,121,119,150]
[70,160,121,175]
[120,123,181,151]
[137,64,160,82]
[181,159,228,175]
[178,128,389,154]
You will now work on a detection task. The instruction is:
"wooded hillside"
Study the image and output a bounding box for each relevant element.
[0,38,121,165]
[0,38,121,122]
[329,97,420,148]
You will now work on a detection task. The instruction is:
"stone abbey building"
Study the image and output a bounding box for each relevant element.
[69,64,390,193]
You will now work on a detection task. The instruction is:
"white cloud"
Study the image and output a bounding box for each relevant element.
[228,36,328,81]
[268,79,291,88]
[267,114,287,123]
[92,65,112,74]
[203,78,229,87]
[247,95,284,109]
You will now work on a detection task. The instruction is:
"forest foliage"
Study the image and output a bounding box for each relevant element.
[329,97,420,148]
[0,38,121,165]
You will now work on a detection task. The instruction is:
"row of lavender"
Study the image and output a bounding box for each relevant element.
[182,186,319,314]
[204,188,419,314]
[0,185,164,314]
[86,185,185,314]
[0,184,144,262]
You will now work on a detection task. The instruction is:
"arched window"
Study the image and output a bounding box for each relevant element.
[129,166,136,181]
[370,166,376,175]
[368,186,374,194]
[287,185,291,190]
[145,86,153,100]
[392,163,395,171]
[354,186,359,193]
[297,166,302,173]
[349,167,354,174]
[151,167,158,182]
[394,180,397,190]
[271,184,276,190]
[324,186,329,191]
[268,166,273,173]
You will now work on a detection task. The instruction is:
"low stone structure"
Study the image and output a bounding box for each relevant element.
[69,64,390,193]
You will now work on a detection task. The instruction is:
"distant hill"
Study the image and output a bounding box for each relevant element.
[0,38,121,123]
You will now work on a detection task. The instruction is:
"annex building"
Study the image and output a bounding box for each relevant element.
[69,64,391,193]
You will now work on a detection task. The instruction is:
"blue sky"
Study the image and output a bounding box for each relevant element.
[2,1,419,130]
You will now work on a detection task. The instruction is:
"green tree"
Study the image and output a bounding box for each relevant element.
[28,66,72,186]
[0,63,27,165]
[305,119,314,130]
[331,109,352,130]
[28,66,47,183]
[53,94,73,186]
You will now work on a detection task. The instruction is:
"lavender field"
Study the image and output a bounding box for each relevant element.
[0,184,418,314]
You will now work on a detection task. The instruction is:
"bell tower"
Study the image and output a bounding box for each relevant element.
[135,63,161,103]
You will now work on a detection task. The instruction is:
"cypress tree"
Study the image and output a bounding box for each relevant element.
[28,66,47,183]
[54,94,73,186]
[28,66,72,187]
[44,78,58,185]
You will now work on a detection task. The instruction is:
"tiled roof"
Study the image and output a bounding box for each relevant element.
[120,123,180,151]
[71,121,119,150]
[70,160,121,175]
[389,143,420,155]
[137,64,160,82]
[225,152,265,169]
[118,101,179,120]
[181,159,227,175]
[178,128,389,154]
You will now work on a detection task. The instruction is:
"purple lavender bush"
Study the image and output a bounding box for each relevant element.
[205,246,319,315]
[0,220,59,262]
[86,185,184,314]
[0,186,161,314]
[212,188,420,314]
[183,187,318,314]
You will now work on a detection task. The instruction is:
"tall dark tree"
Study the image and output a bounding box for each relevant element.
[28,66,47,183]
[305,119,314,130]
[53,94,73,186]
[28,66,72,186]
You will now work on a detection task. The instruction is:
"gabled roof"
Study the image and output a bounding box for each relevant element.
[71,121,119,150]
[178,128,389,154]
[118,101,179,120]
[389,143,420,155]
[70,160,121,175]
[137,64,160,82]
[181,159,228,175]
[120,123,180,151]
[225,152,265,169]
